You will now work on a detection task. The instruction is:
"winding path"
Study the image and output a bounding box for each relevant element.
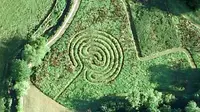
[46,0,81,47]
[24,0,197,111]
[24,0,81,112]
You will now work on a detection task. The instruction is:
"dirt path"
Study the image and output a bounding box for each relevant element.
[46,0,80,47]
[137,47,197,68]
[23,84,71,112]
[24,0,81,112]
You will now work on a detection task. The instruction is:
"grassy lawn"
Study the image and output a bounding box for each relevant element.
[0,0,53,74]
[0,0,53,110]
[32,0,200,111]
[129,0,200,57]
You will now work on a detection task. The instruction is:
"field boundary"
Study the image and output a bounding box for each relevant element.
[123,0,197,69]
[31,0,58,37]
[46,0,81,47]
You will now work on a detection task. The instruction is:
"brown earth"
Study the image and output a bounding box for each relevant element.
[23,84,72,112]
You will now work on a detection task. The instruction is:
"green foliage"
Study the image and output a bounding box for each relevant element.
[16,97,23,112]
[14,81,30,97]
[10,59,31,82]
[98,99,133,112]
[0,97,5,111]
[130,1,181,56]
[32,0,200,111]
[22,37,50,66]
[0,0,52,79]
[163,93,176,104]
[128,88,163,111]
[93,96,134,112]
[185,101,200,112]
[194,90,200,99]
[178,19,200,53]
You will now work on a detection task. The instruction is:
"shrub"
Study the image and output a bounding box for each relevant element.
[10,59,31,82]
[185,101,200,112]
[22,37,50,66]
[14,81,30,97]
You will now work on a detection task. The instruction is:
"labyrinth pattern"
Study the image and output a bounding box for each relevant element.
[68,30,124,84]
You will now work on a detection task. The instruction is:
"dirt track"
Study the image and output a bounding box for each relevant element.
[23,0,81,112]
[23,84,71,112]
[46,0,80,47]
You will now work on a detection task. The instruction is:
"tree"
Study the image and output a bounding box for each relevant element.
[89,96,134,112]
[22,37,50,66]
[185,101,200,112]
[10,59,31,82]
[128,88,164,111]
[14,81,30,97]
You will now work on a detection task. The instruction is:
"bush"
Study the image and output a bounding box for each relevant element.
[0,97,5,111]
[14,81,30,97]
[185,101,200,112]
[16,97,23,112]
[10,59,31,82]
[22,37,50,66]
[128,88,163,111]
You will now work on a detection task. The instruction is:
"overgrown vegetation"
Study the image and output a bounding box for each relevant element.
[1,38,49,112]
[0,0,200,111]
[32,0,200,111]
[0,1,53,111]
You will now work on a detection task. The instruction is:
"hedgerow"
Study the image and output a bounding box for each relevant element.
[8,37,49,112]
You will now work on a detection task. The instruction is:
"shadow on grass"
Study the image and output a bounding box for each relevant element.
[70,95,136,112]
[135,0,200,15]
[148,65,200,109]
[43,0,72,37]
[0,36,27,111]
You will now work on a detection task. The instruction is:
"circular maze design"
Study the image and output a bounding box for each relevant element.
[69,30,124,84]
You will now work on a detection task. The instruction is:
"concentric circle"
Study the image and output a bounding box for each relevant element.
[68,30,124,84]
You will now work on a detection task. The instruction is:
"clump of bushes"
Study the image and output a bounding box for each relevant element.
[9,37,49,112]
[22,37,50,67]
[127,88,176,112]
[185,101,200,112]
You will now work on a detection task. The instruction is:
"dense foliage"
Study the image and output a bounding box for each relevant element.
[32,0,200,111]
[7,37,49,112]
[10,60,31,82]
[185,101,200,112]
[0,0,54,111]
[22,38,50,66]
[88,96,134,112]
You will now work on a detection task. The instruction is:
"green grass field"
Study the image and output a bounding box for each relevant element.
[0,0,53,75]
[32,0,200,111]
[0,0,200,111]
[0,0,54,110]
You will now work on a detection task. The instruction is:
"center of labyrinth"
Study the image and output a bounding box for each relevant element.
[68,30,124,84]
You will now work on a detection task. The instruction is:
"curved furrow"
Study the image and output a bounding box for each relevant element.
[53,30,124,100]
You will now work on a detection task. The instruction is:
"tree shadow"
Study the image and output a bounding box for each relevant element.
[148,65,200,108]
[70,95,136,112]
[135,0,200,15]
[43,0,72,37]
[0,36,26,111]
